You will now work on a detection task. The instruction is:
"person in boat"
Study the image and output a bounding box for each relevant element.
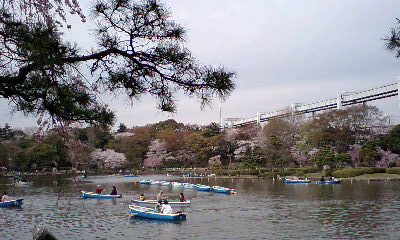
[139,193,145,201]
[179,193,185,202]
[2,191,10,202]
[95,185,103,194]
[161,200,173,214]
[320,176,325,182]
[329,176,334,181]
[154,202,162,212]
[156,191,164,201]
[110,186,117,195]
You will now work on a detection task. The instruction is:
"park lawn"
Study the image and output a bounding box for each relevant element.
[305,172,324,178]
[350,173,400,180]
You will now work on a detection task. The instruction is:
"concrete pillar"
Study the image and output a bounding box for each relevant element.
[256,112,261,125]
[337,93,342,110]
[291,103,296,119]
[397,77,400,109]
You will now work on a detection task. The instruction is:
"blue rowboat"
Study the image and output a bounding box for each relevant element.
[171,182,184,188]
[161,181,171,186]
[316,180,341,185]
[129,205,186,220]
[197,185,212,192]
[131,199,191,207]
[80,191,122,199]
[183,184,198,189]
[139,180,152,184]
[285,178,311,184]
[212,186,235,194]
[0,199,23,208]
[124,175,138,178]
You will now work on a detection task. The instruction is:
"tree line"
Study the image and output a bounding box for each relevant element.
[0,105,399,173]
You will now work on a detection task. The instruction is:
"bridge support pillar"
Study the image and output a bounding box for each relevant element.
[398,77,400,109]
[337,93,342,110]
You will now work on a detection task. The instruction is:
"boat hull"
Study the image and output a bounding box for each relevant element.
[285,180,311,184]
[129,206,186,220]
[131,199,191,207]
[0,199,23,208]
[316,181,341,184]
[80,191,122,199]
[124,175,138,178]
[139,180,152,184]
[197,186,213,192]
[213,188,233,194]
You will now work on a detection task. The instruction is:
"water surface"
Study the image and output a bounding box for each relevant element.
[1,175,399,239]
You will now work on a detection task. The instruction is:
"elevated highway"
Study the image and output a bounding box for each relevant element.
[223,81,400,128]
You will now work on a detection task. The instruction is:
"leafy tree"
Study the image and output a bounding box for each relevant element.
[107,126,152,168]
[304,105,386,153]
[43,133,69,168]
[380,124,400,154]
[263,119,297,170]
[13,143,58,171]
[203,122,221,137]
[336,153,352,168]
[0,0,235,126]
[312,146,337,170]
[359,141,380,167]
[117,123,128,133]
[0,142,10,167]
[385,18,400,57]
[0,123,13,140]
[86,126,112,149]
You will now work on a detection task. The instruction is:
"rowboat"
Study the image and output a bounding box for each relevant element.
[183,184,198,189]
[150,180,161,185]
[171,182,184,187]
[139,180,152,184]
[212,186,236,194]
[80,191,122,199]
[197,185,213,191]
[316,180,341,184]
[161,181,171,186]
[15,181,32,186]
[285,178,311,184]
[129,205,186,220]
[131,199,191,207]
[0,199,24,208]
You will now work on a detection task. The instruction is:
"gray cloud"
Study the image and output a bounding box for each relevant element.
[1,0,400,129]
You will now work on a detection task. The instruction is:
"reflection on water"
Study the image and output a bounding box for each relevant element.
[1,175,400,239]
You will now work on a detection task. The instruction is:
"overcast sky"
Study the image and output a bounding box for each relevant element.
[1,0,400,129]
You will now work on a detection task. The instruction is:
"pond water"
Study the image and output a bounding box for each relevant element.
[1,175,400,239]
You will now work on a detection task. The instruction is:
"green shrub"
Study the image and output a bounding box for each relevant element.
[283,169,297,176]
[371,168,386,173]
[258,168,270,174]
[295,170,305,177]
[332,168,375,178]
[258,172,277,179]
[388,162,397,168]
[229,170,240,176]
[386,168,400,174]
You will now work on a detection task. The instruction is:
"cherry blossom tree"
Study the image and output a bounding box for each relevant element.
[143,139,167,168]
[91,148,128,169]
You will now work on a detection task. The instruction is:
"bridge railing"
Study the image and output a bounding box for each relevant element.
[224,81,399,128]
